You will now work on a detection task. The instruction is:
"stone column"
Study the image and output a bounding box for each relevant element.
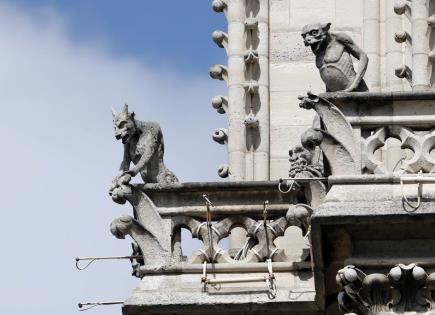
[411,0,430,91]
[386,0,404,91]
[228,0,249,182]
[211,0,247,181]
[364,0,381,91]
[252,0,270,181]
[212,0,271,253]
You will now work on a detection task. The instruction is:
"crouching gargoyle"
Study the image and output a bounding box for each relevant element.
[301,22,368,92]
[108,104,177,273]
[109,104,178,198]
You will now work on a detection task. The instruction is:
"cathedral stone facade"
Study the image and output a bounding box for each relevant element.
[97,1,435,314]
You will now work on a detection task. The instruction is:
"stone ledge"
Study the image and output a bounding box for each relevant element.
[320,91,435,102]
[122,272,320,315]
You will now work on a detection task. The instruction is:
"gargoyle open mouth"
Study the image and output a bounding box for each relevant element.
[311,41,322,52]
[121,135,129,144]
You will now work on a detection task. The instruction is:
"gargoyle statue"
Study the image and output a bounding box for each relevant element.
[301,22,368,92]
[287,129,324,191]
[110,104,178,186]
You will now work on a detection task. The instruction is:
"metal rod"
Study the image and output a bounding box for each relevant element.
[263,200,271,258]
[76,256,139,261]
[78,301,124,311]
[328,174,435,185]
[203,194,214,262]
[157,204,289,217]
[75,256,141,271]
[280,175,435,185]
[139,261,311,275]
[206,276,266,284]
[263,200,269,225]
[279,177,328,182]
[401,176,435,184]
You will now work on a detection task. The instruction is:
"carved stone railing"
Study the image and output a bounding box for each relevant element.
[110,177,318,277]
[294,91,435,314]
[110,178,325,314]
[296,91,435,177]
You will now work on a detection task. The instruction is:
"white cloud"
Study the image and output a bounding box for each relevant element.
[0,2,227,314]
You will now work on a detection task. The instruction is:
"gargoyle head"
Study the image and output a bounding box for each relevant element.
[112,104,137,144]
[289,145,312,166]
[301,22,331,52]
[109,173,133,204]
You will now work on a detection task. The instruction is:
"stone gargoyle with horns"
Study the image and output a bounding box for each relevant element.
[109,104,178,203]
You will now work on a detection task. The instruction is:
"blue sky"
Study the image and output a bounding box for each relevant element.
[12,0,227,74]
[0,1,227,314]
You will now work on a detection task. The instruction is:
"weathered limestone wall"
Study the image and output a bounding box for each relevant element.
[212,0,435,181]
[269,0,365,179]
[267,0,433,179]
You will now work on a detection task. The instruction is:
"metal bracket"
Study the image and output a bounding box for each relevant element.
[278,177,328,194]
[78,301,123,311]
[401,171,424,212]
[75,255,141,271]
[201,259,277,299]
[202,194,215,262]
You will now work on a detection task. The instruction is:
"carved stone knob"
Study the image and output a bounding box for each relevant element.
[244,49,259,64]
[412,266,427,281]
[218,164,229,178]
[212,30,228,48]
[395,64,412,81]
[244,112,259,129]
[110,215,133,239]
[212,128,228,145]
[245,17,258,30]
[394,0,410,15]
[301,128,323,150]
[212,0,226,13]
[428,15,435,27]
[211,95,228,114]
[394,31,408,43]
[209,65,228,81]
[389,266,403,281]
[286,205,310,229]
[337,266,360,286]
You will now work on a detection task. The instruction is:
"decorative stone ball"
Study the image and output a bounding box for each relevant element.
[301,128,323,150]
[389,266,402,281]
[427,273,435,290]
[212,0,226,12]
[393,0,408,15]
[209,65,225,80]
[343,268,359,283]
[394,31,407,43]
[412,266,427,281]
[286,205,308,225]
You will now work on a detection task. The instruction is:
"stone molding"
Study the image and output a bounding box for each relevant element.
[337,264,435,314]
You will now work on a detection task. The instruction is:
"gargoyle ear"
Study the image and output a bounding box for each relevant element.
[111,107,118,118]
[122,103,129,115]
[322,22,331,31]
[130,112,135,118]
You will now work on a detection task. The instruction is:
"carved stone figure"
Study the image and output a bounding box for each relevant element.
[301,23,369,92]
[110,104,178,187]
[298,92,360,175]
[336,264,435,314]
